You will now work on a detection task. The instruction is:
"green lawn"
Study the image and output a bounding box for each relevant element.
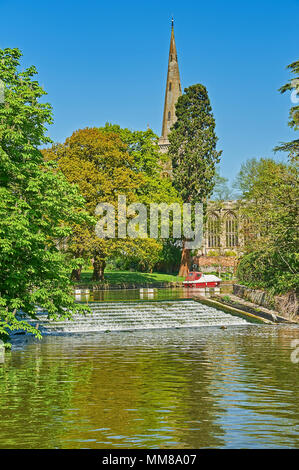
[77,270,185,286]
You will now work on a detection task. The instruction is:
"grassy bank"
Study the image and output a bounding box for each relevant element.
[75,270,185,288]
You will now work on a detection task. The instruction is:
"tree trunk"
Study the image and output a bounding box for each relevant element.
[92,256,106,281]
[71,266,82,282]
[178,241,191,277]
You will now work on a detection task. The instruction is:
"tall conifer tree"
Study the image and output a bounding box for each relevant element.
[168,84,221,276]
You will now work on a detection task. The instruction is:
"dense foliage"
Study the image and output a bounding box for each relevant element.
[169,84,221,204]
[168,84,221,275]
[274,60,299,161]
[211,168,235,201]
[44,125,181,279]
[236,158,298,294]
[237,61,299,295]
[0,48,90,343]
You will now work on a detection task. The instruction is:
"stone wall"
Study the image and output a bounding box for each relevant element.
[192,255,236,274]
[233,284,299,320]
[199,200,244,256]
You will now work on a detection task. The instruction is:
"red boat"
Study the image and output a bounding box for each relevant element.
[183,271,221,288]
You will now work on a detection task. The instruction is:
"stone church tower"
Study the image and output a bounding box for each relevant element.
[158,19,182,153]
[157,22,243,273]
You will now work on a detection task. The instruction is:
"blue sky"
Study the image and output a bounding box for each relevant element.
[0,0,298,182]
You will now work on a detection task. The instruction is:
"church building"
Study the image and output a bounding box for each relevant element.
[158,18,182,154]
[158,20,246,274]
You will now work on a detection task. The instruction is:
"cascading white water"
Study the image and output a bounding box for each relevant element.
[22,300,249,334]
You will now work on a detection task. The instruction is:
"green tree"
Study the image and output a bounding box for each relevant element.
[44,126,181,279]
[232,158,262,196]
[211,168,235,201]
[274,60,299,161]
[97,125,182,276]
[168,84,222,276]
[43,127,144,281]
[100,123,169,175]
[236,62,299,294]
[236,158,299,294]
[0,48,90,344]
[108,125,183,274]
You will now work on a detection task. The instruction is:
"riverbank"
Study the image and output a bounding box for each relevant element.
[74,270,185,290]
[233,284,298,322]
[191,295,273,324]
[209,291,298,324]
[73,270,235,290]
[72,271,298,324]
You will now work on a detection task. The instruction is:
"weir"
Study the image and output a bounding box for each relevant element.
[22,300,250,334]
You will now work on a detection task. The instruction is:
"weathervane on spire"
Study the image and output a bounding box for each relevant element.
[171,16,174,28]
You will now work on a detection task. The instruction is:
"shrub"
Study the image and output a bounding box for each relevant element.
[237,251,299,295]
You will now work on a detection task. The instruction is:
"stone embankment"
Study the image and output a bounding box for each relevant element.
[232,284,298,322]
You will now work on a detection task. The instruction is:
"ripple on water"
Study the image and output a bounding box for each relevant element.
[0,324,299,448]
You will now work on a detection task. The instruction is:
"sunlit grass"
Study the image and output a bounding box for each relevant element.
[77,269,185,286]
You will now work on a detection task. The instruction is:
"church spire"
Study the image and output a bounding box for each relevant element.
[159,18,182,153]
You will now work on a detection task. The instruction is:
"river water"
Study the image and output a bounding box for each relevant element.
[73,286,232,302]
[1,321,299,448]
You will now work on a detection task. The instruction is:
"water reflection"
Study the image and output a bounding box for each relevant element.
[0,325,298,448]
[74,286,232,303]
